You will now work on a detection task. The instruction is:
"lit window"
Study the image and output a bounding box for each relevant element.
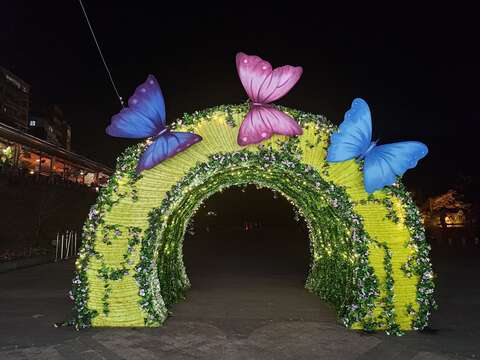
[29,120,36,126]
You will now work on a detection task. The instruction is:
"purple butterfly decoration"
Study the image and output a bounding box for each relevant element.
[236,52,304,146]
[106,75,202,173]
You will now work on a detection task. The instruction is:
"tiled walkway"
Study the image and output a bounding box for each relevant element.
[0,237,478,359]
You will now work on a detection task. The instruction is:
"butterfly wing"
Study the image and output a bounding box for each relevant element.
[363,141,428,193]
[326,98,373,162]
[106,75,166,138]
[236,52,302,103]
[237,106,303,146]
[136,132,202,172]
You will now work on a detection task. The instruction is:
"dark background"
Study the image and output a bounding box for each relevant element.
[2,2,479,197]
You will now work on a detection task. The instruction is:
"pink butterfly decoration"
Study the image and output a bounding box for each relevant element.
[236,52,304,146]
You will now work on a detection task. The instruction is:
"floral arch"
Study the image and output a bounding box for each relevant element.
[72,104,435,335]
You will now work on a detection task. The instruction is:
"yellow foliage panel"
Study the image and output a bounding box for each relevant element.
[298,123,417,329]
[86,113,421,331]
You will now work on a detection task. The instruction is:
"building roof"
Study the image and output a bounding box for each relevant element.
[0,66,30,93]
[0,121,113,175]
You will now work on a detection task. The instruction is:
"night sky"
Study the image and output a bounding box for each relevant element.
[2,2,479,197]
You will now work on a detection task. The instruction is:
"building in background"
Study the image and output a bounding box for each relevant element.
[28,105,71,150]
[0,66,113,256]
[0,66,111,188]
[0,66,30,131]
[0,122,111,187]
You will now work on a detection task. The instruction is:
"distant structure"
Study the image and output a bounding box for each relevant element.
[0,66,111,187]
[29,105,71,150]
[422,190,471,229]
[0,66,30,131]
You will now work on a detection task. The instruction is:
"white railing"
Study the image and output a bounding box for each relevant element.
[54,230,79,261]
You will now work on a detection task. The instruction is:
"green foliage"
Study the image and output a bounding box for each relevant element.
[385,184,437,330]
[70,104,434,335]
[70,144,145,329]
[0,145,13,164]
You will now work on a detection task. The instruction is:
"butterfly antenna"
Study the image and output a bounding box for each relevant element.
[78,0,125,108]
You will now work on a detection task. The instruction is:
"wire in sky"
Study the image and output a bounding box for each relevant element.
[78,0,125,107]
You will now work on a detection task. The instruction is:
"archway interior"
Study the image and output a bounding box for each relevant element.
[183,185,310,276]
[153,164,356,320]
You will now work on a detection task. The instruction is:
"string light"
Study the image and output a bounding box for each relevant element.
[77,0,125,107]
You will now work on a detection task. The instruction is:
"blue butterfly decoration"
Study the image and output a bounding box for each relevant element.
[326,98,428,194]
[106,75,202,173]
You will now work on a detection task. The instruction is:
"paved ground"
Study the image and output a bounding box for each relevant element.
[0,228,479,359]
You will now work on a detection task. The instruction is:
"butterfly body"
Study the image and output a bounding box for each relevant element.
[236,52,304,146]
[153,127,170,139]
[327,98,428,194]
[358,140,379,160]
[106,75,202,173]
